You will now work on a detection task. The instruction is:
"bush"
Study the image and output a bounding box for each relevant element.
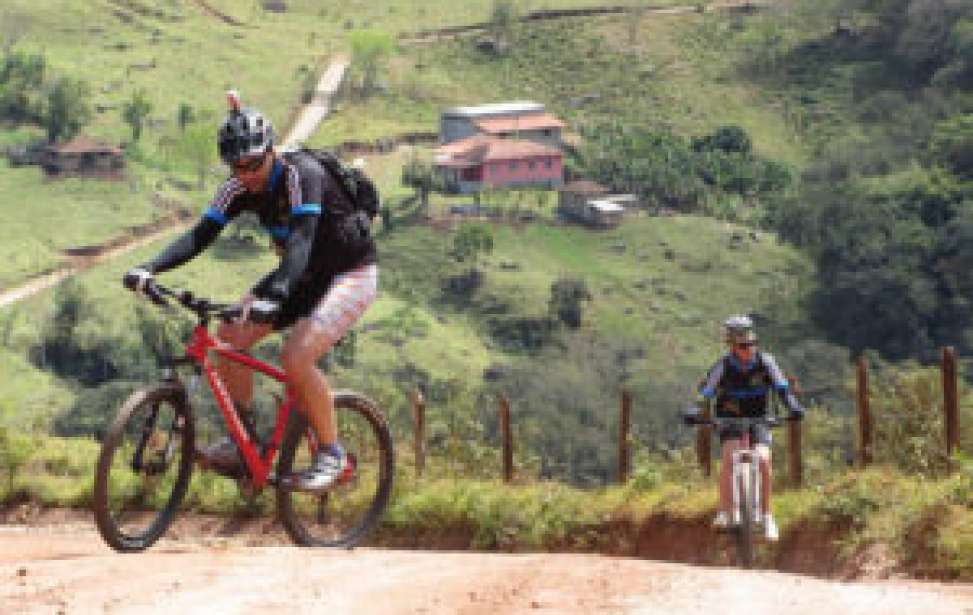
[871,364,951,476]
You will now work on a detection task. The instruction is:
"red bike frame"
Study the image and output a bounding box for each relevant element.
[184,323,305,489]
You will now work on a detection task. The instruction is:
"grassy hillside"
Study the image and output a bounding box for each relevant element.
[0,0,705,289]
[312,6,807,166]
[0,212,813,464]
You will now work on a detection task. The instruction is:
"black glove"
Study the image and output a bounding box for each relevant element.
[682,408,701,426]
[123,266,153,293]
[788,406,805,421]
[247,299,279,325]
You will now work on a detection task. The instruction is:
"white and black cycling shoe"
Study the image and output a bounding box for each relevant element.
[764,514,779,541]
[281,450,348,493]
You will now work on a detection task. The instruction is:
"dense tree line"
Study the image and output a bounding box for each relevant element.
[576,123,793,217]
[764,0,973,360]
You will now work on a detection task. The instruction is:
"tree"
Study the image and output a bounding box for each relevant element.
[930,113,973,178]
[44,76,89,142]
[176,102,195,132]
[122,88,153,142]
[348,30,394,97]
[0,50,45,122]
[401,154,441,212]
[549,277,592,328]
[488,0,518,55]
[450,223,494,272]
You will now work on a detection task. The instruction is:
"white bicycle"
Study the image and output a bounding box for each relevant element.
[688,415,787,568]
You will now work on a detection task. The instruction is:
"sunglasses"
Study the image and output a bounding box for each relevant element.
[734,342,756,349]
[232,154,265,174]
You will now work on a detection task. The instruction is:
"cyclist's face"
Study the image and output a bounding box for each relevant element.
[732,341,756,361]
[233,152,271,192]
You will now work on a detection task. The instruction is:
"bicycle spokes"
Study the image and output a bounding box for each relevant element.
[95,387,194,551]
[277,394,393,547]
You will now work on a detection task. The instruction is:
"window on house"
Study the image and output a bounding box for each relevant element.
[510,161,518,171]
[528,161,536,170]
[542,129,551,137]
[545,159,553,169]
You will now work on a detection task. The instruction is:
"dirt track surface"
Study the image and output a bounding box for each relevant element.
[3,525,973,614]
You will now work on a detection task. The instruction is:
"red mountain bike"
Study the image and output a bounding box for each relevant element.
[92,282,394,552]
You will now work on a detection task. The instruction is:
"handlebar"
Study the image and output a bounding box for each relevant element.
[152,281,241,319]
[687,415,795,428]
[137,281,249,323]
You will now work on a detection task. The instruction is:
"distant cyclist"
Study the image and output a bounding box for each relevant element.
[123,91,377,492]
[683,315,804,541]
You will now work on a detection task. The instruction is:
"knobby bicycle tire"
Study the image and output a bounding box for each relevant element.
[93,383,194,552]
[736,471,754,569]
[276,392,394,548]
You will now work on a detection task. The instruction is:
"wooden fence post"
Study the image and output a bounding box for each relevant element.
[856,356,872,467]
[942,346,960,464]
[618,389,632,483]
[788,419,803,487]
[696,400,712,478]
[411,388,425,477]
[499,394,513,483]
[786,376,803,487]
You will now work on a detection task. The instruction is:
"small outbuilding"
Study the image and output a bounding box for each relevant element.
[558,180,634,228]
[41,135,124,177]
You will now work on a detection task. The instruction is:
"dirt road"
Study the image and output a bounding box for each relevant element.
[283,55,350,149]
[2,524,972,615]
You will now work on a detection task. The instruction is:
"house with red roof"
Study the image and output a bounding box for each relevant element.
[435,133,563,194]
[435,101,565,194]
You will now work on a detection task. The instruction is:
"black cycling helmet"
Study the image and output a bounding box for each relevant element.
[217,90,274,165]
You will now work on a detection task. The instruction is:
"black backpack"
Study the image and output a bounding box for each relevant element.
[301,148,380,220]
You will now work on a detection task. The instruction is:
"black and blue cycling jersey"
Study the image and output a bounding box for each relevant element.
[143,150,376,302]
[699,351,800,417]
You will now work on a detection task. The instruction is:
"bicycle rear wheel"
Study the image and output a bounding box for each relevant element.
[736,471,754,569]
[93,383,194,552]
[276,392,394,548]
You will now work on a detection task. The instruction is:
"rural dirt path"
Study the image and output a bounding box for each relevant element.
[2,524,973,614]
[398,0,765,44]
[283,54,350,149]
[0,56,349,308]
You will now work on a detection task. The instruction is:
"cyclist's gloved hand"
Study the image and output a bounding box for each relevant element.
[246,298,279,325]
[786,398,805,420]
[123,267,153,293]
[682,407,701,426]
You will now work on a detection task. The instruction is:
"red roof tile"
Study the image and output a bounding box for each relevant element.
[435,135,561,167]
[475,113,566,134]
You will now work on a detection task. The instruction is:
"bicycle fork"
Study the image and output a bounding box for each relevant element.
[730,450,760,526]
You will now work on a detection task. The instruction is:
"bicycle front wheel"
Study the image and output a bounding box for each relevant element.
[736,471,754,569]
[93,383,194,552]
[276,392,394,548]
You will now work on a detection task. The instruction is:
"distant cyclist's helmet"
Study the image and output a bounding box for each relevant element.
[217,106,274,165]
[723,314,757,345]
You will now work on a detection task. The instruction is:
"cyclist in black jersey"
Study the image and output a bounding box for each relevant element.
[683,315,804,541]
[124,92,377,491]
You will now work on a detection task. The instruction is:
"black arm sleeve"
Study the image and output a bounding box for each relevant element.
[143,217,223,274]
[265,214,319,300]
